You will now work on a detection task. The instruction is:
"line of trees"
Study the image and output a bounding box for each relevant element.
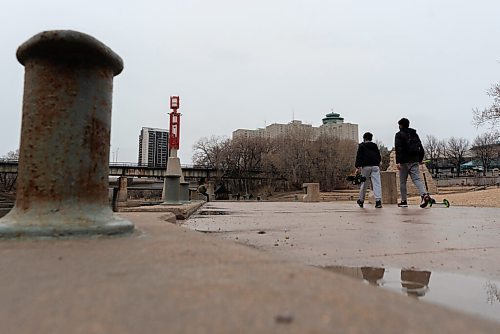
[0,150,19,194]
[423,132,499,177]
[192,130,362,194]
[470,132,499,176]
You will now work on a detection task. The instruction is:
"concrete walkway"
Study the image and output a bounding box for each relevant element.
[185,202,500,280]
[0,206,500,333]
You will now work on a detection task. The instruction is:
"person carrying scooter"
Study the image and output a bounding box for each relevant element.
[355,132,383,208]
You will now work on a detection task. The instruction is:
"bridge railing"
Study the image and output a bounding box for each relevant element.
[1,160,214,170]
[108,161,214,170]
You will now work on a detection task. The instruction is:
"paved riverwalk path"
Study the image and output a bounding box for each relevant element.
[1,204,499,333]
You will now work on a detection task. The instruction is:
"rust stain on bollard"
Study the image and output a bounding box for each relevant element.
[0,30,134,237]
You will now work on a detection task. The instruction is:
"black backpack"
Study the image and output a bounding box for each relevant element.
[406,132,421,155]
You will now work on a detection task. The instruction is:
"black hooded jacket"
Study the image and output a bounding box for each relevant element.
[355,141,381,168]
[395,127,425,164]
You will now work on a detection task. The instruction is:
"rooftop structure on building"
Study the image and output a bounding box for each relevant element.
[322,112,344,125]
[232,112,358,142]
[138,127,169,168]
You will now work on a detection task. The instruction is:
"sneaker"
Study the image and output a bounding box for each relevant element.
[397,200,408,207]
[375,200,382,208]
[420,194,431,208]
[357,199,364,208]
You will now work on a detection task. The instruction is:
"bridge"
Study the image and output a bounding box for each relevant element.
[0,160,218,208]
[0,160,276,208]
[0,160,272,204]
[0,160,216,180]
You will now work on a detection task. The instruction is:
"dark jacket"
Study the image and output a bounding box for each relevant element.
[355,141,382,167]
[395,128,425,164]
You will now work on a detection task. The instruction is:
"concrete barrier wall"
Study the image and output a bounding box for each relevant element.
[435,176,500,187]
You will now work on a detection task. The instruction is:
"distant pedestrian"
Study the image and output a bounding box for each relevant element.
[355,132,382,208]
[197,177,209,202]
[394,118,430,208]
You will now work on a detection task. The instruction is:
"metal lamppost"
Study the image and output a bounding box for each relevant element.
[162,96,186,204]
[169,96,180,156]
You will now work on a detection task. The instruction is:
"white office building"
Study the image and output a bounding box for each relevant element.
[232,112,358,142]
[138,127,169,168]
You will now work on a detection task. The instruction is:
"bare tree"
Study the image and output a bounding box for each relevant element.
[192,136,231,182]
[265,126,317,189]
[0,172,17,193]
[473,83,500,128]
[193,130,358,194]
[227,137,271,194]
[0,150,19,193]
[471,132,499,176]
[375,140,390,171]
[0,149,19,161]
[423,135,443,176]
[446,137,470,176]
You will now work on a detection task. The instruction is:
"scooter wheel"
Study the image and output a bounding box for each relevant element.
[443,199,450,208]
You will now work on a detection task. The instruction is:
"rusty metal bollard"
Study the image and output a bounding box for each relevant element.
[0,30,134,237]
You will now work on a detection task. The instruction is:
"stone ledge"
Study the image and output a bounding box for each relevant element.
[117,201,205,220]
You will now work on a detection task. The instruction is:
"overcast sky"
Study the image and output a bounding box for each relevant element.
[1,0,499,163]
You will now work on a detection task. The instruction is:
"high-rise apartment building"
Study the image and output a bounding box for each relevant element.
[232,112,358,142]
[138,127,169,168]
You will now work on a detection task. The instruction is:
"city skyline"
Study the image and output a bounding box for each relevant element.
[233,111,358,143]
[1,1,499,164]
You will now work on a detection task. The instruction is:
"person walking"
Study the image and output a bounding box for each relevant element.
[394,118,430,208]
[355,132,383,208]
[197,177,210,202]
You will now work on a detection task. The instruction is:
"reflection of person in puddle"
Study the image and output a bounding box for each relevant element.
[401,268,431,297]
[361,267,385,286]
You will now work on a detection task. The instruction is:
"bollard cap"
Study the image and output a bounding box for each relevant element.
[16,30,124,75]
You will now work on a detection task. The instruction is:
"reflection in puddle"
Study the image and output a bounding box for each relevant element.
[322,266,500,323]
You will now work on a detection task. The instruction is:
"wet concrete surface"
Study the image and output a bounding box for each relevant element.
[184,201,500,321]
[324,265,500,323]
[185,202,500,280]
[1,207,500,333]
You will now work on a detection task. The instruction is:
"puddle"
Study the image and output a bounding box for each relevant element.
[197,210,230,215]
[139,201,163,206]
[321,266,500,323]
[194,229,226,234]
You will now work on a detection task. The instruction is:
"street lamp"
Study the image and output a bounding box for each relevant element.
[170,96,180,110]
[163,95,185,204]
[169,96,181,154]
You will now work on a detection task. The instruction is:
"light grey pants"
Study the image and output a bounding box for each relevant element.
[399,162,427,201]
[359,166,382,201]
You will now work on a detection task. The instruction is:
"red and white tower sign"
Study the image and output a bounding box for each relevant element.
[169,96,181,152]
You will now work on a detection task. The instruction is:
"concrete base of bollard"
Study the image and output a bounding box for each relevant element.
[302,183,320,202]
[0,203,134,238]
[179,182,190,203]
[380,171,398,204]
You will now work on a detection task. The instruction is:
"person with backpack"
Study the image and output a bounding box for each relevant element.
[355,132,383,208]
[394,118,430,208]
